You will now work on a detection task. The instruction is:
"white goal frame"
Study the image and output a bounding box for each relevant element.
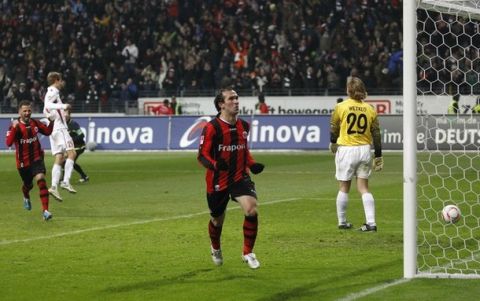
[403,0,417,279]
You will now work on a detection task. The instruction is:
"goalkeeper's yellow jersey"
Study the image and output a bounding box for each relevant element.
[330,98,379,146]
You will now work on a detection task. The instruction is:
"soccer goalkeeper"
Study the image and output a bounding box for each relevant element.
[197,88,265,269]
[329,77,383,232]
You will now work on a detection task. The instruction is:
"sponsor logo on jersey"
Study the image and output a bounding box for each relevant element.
[20,136,38,144]
[218,143,246,152]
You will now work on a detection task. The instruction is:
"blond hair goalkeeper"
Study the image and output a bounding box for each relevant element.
[329,76,383,232]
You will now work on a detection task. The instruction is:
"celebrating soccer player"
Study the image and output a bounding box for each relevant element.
[197,88,265,269]
[43,72,77,201]
[329,77,383,232]
[6,101,55,220]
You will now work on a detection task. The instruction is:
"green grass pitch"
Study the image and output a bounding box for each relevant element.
[0,152,479,301]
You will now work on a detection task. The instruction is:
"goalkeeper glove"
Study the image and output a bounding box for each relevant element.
[372,157,384,172]
[329,143,338,154]
[250,163,265,174]
[216,158,229,171]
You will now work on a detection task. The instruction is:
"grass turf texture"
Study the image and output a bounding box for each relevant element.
[0,152,479,301]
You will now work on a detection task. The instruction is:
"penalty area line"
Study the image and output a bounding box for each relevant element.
[0,197,301,246]
[336,278,411,301]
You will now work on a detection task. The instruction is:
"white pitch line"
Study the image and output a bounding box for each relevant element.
[336,278,411,301]
[0,197,300,246]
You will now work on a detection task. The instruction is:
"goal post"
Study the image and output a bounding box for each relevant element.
[405,0,480,279]
[403,0,417,279]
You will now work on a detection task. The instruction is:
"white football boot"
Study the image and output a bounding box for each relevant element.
[211,246,223,266]
[242,253,260,269]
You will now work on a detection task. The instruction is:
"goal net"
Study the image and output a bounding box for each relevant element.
[413,0,480,278]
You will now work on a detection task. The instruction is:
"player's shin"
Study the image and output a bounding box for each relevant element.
[243,215,258,255]
[361,193,376,226]
[22,184,33,199]
[336,191,349,225]
[52,163,62,187]
[63,158,75,184]
[208,220,223,250]
[37,178,49,211]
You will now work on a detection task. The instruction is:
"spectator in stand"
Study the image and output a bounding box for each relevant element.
[472,96,480,114]
[17,83,32,104]
[0,64,12,112]
[448,94,460,114]
[121,39,139,76]
[30,80,44,112]
[0,0,405,110]
[125,78,139,107]
[162,68,177,97]
[6,83,20,113]
[151,99,172,115]
[85,83,99,112]
[74,79,88,105]
[255,93,269,114]
[170,96,182,115]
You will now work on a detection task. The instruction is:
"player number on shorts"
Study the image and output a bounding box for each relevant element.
[346,113,368,135]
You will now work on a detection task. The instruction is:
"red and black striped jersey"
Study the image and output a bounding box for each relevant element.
[5,118,54,168]
[198,117,256,193]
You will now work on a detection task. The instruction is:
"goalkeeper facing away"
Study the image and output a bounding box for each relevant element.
[197,88,265,269]
[329,77,383,232]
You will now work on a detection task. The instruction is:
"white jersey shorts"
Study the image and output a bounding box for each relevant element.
[335,144,372,181]
[49,128,75,155]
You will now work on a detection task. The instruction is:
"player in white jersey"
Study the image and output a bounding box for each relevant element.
[329,77,383,232]
[43,72,77,201]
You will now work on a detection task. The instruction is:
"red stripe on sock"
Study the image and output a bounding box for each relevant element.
[243,215,258,255]
[208,220,222,250]
[37,179,49,211]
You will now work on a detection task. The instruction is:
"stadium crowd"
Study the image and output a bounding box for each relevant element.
[0,0,402,113]
[417,9,480,96]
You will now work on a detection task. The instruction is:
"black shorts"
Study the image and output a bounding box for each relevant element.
[206,176,257,217]
[18,160,46,185]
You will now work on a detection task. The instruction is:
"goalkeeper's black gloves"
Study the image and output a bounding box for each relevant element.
[250,163,265,174]
[216,158,229,171]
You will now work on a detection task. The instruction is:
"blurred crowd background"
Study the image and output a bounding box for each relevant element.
[1,0,404,113]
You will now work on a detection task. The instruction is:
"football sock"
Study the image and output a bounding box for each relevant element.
[37,179,49,211]
[52,163,62,188]
[63,158,74,185]
[208,220,222,250]
[362,193,376,226]
[22,184,33,199]
[243,215,258,255]
[74,163,87,178]
[336,191,349,224]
